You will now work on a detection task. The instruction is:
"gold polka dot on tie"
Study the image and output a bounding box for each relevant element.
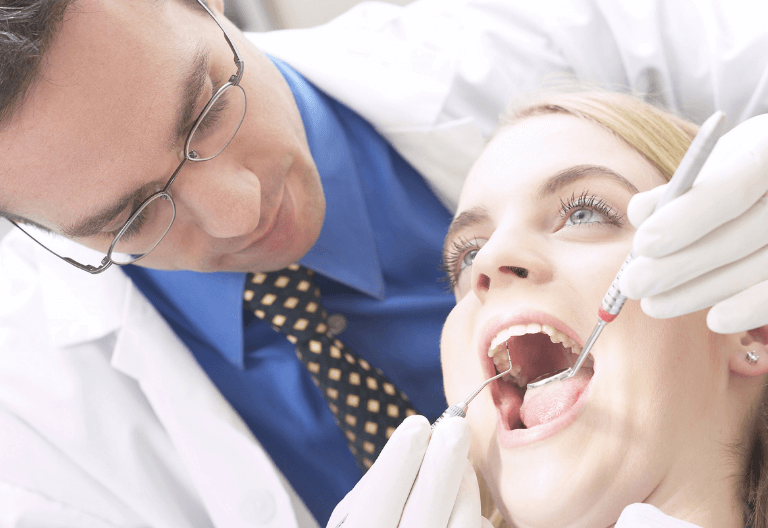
[334,339,344,349]
[288,263,300,271]
[283,297,299,309]
[329,345,342,358]
[293,318,308,331]
[315,322,328,334]
[358,359,371,371]
[367,400,380,413]
[244,290,254,302]
[349,372,361,385]
[405,409,417,417]
[329,403,339,415]
[327,388,339,400]
[365,421,378,435]
[363,458,373,469]
[307,362,320,374]
[328,368,341,381]
[254,309,266,319]
[261,293,277,306]
[387,404,399,418]
[297,280,311,292]
[309,340,322,354]
[305,302,318,313]
[347,394,360,407]
[383,383,395,395]
[345,430,356,442]
[251,273,267,284]
[366,377,378,390]
[286,335,297,344]
[272,314,286,326]
[345,414,357,427]
[274,276,290,288]
[363,441,376,454]
[344,353,356,365]
[385,427,396,439]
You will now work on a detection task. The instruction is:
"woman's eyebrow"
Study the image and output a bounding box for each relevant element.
[443,206,491,251]
[536,164,639,198]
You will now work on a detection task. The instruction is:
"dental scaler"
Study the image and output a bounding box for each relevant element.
[432,343,513,429]
[528,110,727,390]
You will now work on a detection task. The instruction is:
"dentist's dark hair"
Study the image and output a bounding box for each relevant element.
[0,1,74,125]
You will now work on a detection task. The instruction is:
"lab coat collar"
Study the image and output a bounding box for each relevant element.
[32,230,129,349]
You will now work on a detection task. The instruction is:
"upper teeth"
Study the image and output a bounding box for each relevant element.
[488,323,582,357]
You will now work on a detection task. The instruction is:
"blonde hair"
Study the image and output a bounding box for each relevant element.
[480,91,767,528]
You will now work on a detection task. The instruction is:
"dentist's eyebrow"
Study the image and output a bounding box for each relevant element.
[169,46,210,149]
[443,206,491,252]
[536,164,639,199]
[61,180,163,238]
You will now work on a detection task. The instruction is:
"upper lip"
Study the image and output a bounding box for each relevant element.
[477,309,584,376]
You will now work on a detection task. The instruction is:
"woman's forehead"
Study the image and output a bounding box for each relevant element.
[459,114,662,209]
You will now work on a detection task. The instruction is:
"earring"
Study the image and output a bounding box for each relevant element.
[746,351,759,365]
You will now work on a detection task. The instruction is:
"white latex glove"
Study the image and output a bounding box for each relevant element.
[326,415,493,528]
[619,114,768,334]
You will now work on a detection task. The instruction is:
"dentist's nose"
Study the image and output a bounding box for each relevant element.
[172,158,262,239]
[470,232,554,301]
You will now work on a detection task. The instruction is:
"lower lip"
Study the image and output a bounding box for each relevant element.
[495,373,594,449]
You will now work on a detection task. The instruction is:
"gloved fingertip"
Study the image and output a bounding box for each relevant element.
[627,186,666,228]
[431,416,472,452]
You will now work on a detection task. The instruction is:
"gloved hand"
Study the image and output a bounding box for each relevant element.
[619,114,768,334]
[326,415,493,528]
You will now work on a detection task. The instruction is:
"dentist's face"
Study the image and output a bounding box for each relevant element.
[441,114,733,527]
[0,0,324,272]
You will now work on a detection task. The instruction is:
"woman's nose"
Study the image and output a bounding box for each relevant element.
[172,158,262,239]
[470,232,554,301]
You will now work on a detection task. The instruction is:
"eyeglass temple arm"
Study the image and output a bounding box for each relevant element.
[7,219,113,275]
[195,0,245,85]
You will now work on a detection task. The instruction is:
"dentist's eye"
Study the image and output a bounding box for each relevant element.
[559,191,624,228]
[442,236,487,290]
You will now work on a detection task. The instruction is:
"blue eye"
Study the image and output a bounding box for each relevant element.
[461,249,480,270]
[564,207,602,226]
[443,237,487,289]
[559,191,623,228]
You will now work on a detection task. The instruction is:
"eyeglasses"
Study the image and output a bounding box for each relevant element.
[9,0,246,274]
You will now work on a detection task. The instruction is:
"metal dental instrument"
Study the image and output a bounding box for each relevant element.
[527,110,728,390]
[432,342,513,429]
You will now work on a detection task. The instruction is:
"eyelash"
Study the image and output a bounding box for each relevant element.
[195,95,227,136]
[442,236,484,290]
[558,191,624,226]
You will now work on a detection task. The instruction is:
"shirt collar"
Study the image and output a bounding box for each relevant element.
[271,58,385,300]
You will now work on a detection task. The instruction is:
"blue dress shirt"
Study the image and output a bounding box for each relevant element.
[123,58,454,525]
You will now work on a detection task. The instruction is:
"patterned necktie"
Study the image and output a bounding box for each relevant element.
[243,264,417,470]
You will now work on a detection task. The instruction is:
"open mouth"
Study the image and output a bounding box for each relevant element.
[483,322,594,431]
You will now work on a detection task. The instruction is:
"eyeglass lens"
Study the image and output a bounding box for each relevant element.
[109,84,246,265]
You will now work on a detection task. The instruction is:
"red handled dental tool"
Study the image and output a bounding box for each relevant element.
[527,110,727,390]
[432,342,513,429]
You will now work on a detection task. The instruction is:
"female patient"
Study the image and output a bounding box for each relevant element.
[439,92,768,527]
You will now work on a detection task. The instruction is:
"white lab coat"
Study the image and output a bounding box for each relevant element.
[1,1,767,526]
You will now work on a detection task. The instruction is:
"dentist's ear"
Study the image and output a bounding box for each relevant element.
[207,0,225,16]
[729,326,768,376]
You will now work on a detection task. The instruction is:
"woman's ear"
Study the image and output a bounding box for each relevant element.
[729,325,768,376]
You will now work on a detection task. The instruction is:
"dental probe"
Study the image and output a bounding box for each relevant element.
[527,110,727,390]
[432,343,513,429]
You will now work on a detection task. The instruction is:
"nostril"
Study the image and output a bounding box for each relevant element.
[477,273,491,291]
[504,266,529,278]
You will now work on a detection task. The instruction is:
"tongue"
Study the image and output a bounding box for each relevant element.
[519,368,592,428]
